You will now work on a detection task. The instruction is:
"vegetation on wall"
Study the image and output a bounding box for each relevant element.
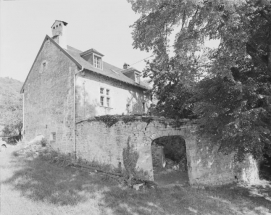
[0,77,23,142]
[123,137,139,180]
[128,0,271,161]
[82,114,154,127]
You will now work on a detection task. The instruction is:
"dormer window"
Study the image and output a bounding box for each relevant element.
[94,55,102,69]
[80,48,104,69]
[135,74,140,83]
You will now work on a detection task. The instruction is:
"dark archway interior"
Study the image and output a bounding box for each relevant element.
[259,154,271,181]
[151,135,189,186]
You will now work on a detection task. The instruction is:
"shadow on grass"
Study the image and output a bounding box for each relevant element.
[3,152,271,215]
[4,153,116,206]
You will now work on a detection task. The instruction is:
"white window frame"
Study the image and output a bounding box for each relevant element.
[100,87,111,107]
[106,97,110,107]
[93,53,103,70]
[135,73,140,83]
[100,96,104,106]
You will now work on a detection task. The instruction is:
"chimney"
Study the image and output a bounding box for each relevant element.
[123,63,130,69]
[51,20,68,49]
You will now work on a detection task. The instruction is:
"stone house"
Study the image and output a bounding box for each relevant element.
[20,20,259,185]
[20,20,149,153]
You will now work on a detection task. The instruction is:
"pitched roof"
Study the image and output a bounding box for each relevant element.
[66,46,149,90]
[20,35,149,93]
[80,48,104,57]
[20,35,82,93]
[122,67,141,74]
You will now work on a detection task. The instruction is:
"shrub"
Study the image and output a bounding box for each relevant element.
[40,138,48,147]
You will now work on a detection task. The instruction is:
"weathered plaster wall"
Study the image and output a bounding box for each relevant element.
[23,39,78,153]
[76,117,250,186]
[75,73,148,121]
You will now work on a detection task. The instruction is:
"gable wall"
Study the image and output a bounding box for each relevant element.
[75,72,148,120]
[23,39,78,153]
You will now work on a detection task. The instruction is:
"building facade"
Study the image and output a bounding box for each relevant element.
[20,20,149,153]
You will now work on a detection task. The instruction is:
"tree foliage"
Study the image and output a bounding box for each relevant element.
[0,77,23,141]
[128,0,271,160]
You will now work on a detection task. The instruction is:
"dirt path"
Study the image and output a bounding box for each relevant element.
[0,144,108,215]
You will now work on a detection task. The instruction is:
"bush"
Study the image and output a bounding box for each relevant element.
[40,138,48,147]
[2,122,22,144]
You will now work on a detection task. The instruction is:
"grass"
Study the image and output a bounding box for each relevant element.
[4,149,271,215]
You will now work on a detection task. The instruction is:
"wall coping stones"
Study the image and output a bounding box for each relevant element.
[76,114,197,128]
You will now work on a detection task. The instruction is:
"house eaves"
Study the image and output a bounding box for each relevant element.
[21,36,149,94]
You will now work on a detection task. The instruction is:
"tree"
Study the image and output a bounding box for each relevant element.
[0,78,23,142]
[128,0,271,160]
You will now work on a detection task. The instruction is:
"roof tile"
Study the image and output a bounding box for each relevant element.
[66,45,149,90]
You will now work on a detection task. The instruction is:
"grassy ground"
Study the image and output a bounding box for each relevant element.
[3,148,271,215]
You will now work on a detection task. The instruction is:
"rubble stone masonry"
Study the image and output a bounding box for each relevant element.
[23,39,78,153]
[76,117,258,186]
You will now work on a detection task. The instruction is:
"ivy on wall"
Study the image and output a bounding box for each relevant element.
[76,114,192,128]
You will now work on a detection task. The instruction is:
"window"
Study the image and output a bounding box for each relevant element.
[100,87,110,107]
[94,55,102,69]
[40,61,47,73]
[100,96,104,106]
[135,74,140,83]
[50,132,56,143]
[126,104,131,113]
[52,132,56,141]
[143,102,146,113]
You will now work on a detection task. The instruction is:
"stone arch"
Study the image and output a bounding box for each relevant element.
[151,135,189,185]
[151,135,187,169]
[132,120,197,183]
[76,117,252,186]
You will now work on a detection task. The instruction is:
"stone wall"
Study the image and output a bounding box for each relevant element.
[75,116,255,186]
[23,38,78,153]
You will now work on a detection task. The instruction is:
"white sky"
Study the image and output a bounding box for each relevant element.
[0,0,152,82]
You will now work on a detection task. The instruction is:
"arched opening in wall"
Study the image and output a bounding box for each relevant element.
[151,135,189,186]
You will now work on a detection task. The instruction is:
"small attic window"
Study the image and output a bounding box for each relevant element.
[94,55,102,69]
[40,61,47,73]
[53,26,55,29]
[59,23,61,26]
[135,74,140,83]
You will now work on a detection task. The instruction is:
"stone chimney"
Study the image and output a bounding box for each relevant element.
[51,20,68,49]
[123,63,130,69]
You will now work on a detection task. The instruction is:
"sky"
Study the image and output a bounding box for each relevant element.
[0,0,152,82]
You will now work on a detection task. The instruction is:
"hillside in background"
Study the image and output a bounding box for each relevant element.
[0,77,23,133]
